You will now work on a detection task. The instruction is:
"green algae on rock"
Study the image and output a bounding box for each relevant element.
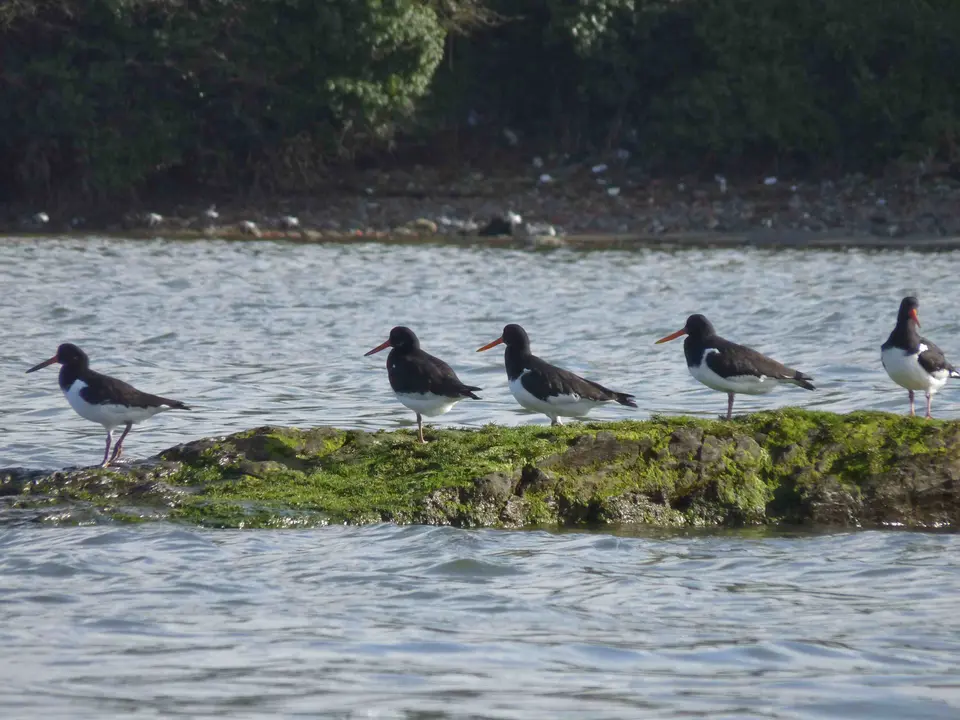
[2,410,959,530]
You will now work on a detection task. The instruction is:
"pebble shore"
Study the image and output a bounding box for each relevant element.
[3,163,959,247]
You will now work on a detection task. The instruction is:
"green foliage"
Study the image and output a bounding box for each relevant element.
[1,0,958,199]
[431,0,960,170]
[0,0,445,196]
[644,0,960,167]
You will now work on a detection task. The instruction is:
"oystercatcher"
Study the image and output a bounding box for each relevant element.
[881,296,960,418]
[655,314,815,419]
[476,324,637,425]
[26,343,191,466]
[365,326,481,443]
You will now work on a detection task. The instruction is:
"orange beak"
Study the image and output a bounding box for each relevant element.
[26,354,59,373]
[476,337,504,352]
[364,339,391,356]
[911,308,921,328]
[655,328,687,344]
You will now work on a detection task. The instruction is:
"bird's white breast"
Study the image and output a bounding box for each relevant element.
[63,380,172,429]
[507,372,606,419]
[881,345,948,393]
[394,392,461,417]
[689,349,777,395]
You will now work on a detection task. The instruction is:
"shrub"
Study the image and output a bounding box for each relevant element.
[428,0,960,171]
[0,0,445,197]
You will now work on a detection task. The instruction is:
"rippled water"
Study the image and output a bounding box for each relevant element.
[3,237,960,717]
[3,236,960,468]
[1,525,958,718]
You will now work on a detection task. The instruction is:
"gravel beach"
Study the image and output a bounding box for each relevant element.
[3,162,959,245]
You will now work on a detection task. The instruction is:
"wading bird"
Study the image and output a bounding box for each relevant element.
[881,296,960,418]
[655,314,814,419]
[26,343,190,466]
[476,324,636,426]
[365,326,481,443]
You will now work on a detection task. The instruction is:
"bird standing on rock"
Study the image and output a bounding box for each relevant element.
[365,326,481,443]
[26,343,191,466]
[881,296,960,418]
[656,314,815,419]
[476,323,637,426]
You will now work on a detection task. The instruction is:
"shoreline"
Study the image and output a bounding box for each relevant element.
[6,229,960,251]
[3,167,959,248]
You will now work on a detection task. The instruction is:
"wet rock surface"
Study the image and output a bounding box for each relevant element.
[2,410,959,530]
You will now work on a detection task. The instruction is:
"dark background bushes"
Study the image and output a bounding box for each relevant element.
[1,0,958,202]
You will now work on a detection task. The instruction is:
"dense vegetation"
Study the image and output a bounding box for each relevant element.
[1,0,958,201]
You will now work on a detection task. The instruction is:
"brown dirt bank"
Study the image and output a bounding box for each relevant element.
[2,166,959,246]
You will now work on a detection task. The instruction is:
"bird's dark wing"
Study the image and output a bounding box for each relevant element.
[81,370,190,409]
[523,357,637,407]
[389,351,481,398]
[918,337,960,377]
[705,339,815,389]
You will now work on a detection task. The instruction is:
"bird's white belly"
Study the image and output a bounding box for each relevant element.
[63,380,169,429]
[395,392,460,417]
[508,374,605,419]
[881,346,947,393]
[689,356,778,396]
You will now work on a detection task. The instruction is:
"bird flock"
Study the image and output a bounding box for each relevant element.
[25,296,958,466]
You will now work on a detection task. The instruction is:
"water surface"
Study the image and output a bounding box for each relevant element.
[3,238,959,718]
[2,237,958,468]
[1,525,958,718]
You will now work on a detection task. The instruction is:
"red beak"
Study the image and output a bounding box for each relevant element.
[911,308,921,328]
[364,339,391,356]
[26,354,59,373]
[476,337,504,352]
[655,328,687,344]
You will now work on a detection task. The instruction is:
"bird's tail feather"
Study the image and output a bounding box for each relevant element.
[614,392,638,408]
[463,385,482,400]
[787,372,816,391]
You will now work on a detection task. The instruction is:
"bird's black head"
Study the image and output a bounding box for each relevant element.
[501,324,530,348]
[655,314,716,345]
[57,343,88,365]
[364,326,420,356]
[387,326,419,351]
[477,323,531,353]
[683,314,716,339]
[26,342,89,374]
[897,296,920,328]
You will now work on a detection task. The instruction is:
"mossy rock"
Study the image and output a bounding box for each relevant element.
[2,410,959,530]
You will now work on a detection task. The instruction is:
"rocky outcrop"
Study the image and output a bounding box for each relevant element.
[2,410,959,529]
